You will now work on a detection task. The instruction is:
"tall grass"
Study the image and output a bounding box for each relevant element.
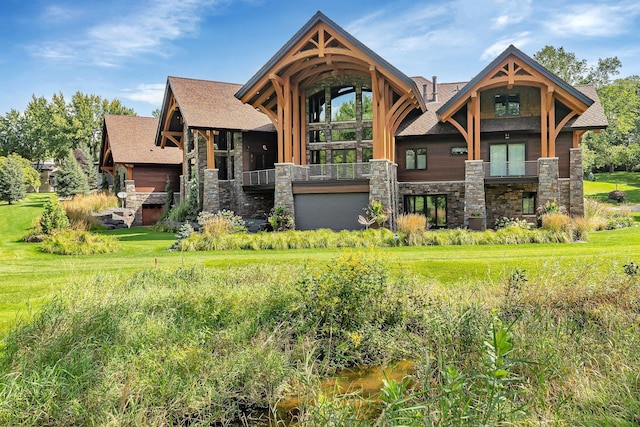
[2,254,639,425]
[62,192,118,229]
[40,228,121,255]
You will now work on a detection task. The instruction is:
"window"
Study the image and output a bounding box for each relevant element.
[310,150,327,165]
[489,143,525,176]
[523,192,536,215]
[333,149,356,164]
[494,94,520,116]
[406,148,427,170]
[405,195,447,228]
[362,147,373,163]
[307,80,374,163]
[214,131,238,180]
[450,146,468,156]
[331,86,357,122]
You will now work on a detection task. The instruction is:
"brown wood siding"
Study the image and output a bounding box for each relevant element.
[480,86,540,119]
[555,133,572,178]
[132,165,181,192]
[396,136,466,182]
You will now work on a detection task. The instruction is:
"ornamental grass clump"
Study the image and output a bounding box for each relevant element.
[40,229,121,255]
[62,192,118,229]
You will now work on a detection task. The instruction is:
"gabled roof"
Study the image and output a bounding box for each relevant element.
[436,45,594,119]
[103,115,182,164]
[397,79,607,137]
[235,11,425,111]
[163,77,275,132]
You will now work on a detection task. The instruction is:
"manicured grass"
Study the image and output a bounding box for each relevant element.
[584,171,640,203]
[1,193,640,333]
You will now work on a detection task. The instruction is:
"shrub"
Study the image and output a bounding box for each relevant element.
[493,216,534,230]
[608,189,627,203]
[166,199,191,222]
[40,229,120,255]
[40,197,70,235]
[541,212,573,233]
[268,206,294,231]
[396,213,427,234]
[197,210,246,234]
[584,198,635,230]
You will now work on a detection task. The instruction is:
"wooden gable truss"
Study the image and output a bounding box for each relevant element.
[438,50,592,161]
[159,90,184,151]
[237,13,425,164]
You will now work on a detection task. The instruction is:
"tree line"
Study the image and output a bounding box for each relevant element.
[0,92,135,203]
[534,46,640,173]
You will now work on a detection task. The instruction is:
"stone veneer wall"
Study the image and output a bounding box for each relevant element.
[537,157,559,209]
[203,169,219,213]
[569,148,584,217]
[369,159,398,229]
[219,181,235,211]
[559,180,570,212]
[464,160,486,228]
[274,163,295,227]
[485,183,538,227]
[398,181,465,228]
[124,178,170,226]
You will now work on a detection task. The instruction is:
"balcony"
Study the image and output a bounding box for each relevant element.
[484,161,538,181]
[242,169,276,187]
[293,163,371,182]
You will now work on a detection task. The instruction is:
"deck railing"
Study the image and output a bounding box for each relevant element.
[484,161,538,178]
[292,163,371,182]
[242,169,276,186]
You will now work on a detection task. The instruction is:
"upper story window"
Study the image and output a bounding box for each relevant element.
[494,94,520,117]
[406,148,427,170]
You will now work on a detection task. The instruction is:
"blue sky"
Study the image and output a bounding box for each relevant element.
[2,0,640,116]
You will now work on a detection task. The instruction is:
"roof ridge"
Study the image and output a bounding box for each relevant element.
[168,76,243,86]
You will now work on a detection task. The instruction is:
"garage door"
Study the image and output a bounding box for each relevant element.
[294,192,369,231]
[141,205,163,226]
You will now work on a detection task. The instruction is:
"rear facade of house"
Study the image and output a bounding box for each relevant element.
[146,12,607,230]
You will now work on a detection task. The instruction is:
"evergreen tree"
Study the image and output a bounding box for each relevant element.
[40,197,69,234]
[0,155,26,204]
[55,151,89,197]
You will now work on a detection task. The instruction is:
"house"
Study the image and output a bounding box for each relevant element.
[148,11,606,230]
[99,115,182,225]
[155,77,277,220]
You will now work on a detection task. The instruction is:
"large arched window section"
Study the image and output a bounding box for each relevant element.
[307,78,373,164]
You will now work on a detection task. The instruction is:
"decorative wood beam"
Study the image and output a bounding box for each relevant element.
[472,92,480,160]
[541,87,548,158]
[573,130,587,148]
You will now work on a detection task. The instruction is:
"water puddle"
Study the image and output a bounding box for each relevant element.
[271,360,416,425]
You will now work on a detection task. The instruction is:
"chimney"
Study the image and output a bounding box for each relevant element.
[422,84,428,103]
[432,76,438,103]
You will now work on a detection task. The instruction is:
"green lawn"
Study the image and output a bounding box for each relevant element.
[1,192,640,334]
[584,171,640,203]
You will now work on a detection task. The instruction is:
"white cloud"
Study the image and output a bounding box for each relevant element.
[121,83,166,105]
[480,32,532,60]
[30,0,221,66]
[546,2,640,37]
[41,5,80,22]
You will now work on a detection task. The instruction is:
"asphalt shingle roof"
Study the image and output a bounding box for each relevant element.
[167,77,275,132]
[104,115,182,164]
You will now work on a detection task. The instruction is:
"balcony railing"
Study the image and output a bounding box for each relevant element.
[293,163,371,182]
[242,169,276,186]
[484,161,538,179]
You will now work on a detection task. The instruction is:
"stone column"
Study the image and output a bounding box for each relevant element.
[274,163,295,228]
[369,159,398,229]
[176,175,185,204]
[569,148,584,217]
[538,157,560,210]
[124,179,141,226]
[464,160,486,229]
[203,169,220,213]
